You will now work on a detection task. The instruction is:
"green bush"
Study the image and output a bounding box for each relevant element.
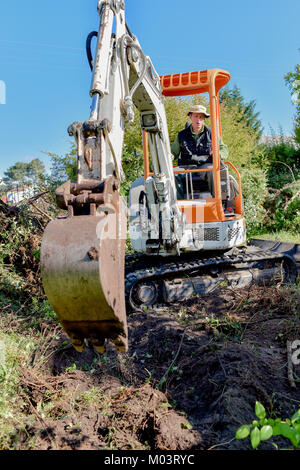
[264,143,300,189]
[263,181,300,232]
[240,168,269,234]
[236,401,300,449]
[243,140,300,235]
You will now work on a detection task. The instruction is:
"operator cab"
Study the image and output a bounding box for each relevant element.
[173,162,237,217]
[160,69,242,220]
[173,165,212,200]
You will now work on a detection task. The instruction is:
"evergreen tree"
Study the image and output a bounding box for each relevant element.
[219,85,263,138]
[3,159,45,188]
[41,142,78,187]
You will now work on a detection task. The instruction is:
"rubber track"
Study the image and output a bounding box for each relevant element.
[125,249,297,309]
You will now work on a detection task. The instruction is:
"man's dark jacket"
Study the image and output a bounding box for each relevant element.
[177,125,212,166]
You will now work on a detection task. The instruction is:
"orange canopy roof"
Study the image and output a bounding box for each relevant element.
[160,68,230,97]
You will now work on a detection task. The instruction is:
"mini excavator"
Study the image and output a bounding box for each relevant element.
[41,0,297,353]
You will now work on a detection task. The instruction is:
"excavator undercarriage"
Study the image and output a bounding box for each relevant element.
[125,247,298,312]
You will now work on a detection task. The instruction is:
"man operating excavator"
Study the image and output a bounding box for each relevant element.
[171,104,228,165]
[171,104,228,198]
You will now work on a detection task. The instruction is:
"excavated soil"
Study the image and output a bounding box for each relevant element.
[12,285,300,451]
[1,201,299,451]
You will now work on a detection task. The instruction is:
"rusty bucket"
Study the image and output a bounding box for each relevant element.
[41,181,128,353]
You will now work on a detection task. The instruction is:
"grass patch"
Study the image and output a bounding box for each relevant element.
[249,231,300,244]
[0,331,36,449]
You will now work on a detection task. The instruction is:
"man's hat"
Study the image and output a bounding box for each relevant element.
[187,104,210,117]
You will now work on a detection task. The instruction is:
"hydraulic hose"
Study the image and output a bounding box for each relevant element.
[86,31,98,71]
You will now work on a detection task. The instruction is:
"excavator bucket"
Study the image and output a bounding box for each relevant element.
[41,177,128,353]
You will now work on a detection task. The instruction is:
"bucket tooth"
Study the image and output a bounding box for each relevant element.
[70,333,85,353]
[113,335,128,353]
[89,331,106,353]
[94,344,106,354]
[91,337,106,354]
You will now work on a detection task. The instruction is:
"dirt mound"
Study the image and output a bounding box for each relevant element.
[16,365,203,451]
[1,201,299,450]
[6,285,299,451]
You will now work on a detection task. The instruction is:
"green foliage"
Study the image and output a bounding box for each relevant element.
[284,52,300,145]
[220,85,263,138]
[181,421,193,430]
[29,159,46,180]
[239,167,269,233]
[3,162,28,186]
[43,142,77,187]
[221,103,264,169]
[263,181,300,232]
[246,135,300,236]
[28,144,78,214]
[0,332,35,422]
[3,159,46,188]
[236,401,300,449]
[121,111,144,197]
[251,230,300,244]
[0,202,45,304]
[164,97,191,145]
[262,141,300,189]
[242,131,300,235]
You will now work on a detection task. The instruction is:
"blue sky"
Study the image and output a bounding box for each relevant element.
[0,0,299,178]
